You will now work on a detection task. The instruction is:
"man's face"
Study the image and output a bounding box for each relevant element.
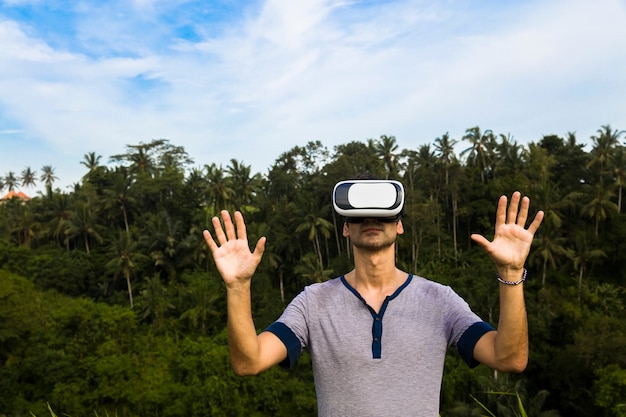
[343,218,404,251]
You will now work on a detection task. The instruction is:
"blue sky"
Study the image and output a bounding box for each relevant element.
[1,0,625,194]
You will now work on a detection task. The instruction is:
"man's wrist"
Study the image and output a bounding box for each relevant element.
[226,279,252,293]
[496,268,527,285]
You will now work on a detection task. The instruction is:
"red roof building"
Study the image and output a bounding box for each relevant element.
[0,190,31,201]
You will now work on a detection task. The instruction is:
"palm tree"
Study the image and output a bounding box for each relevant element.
[103,168,136,235]
[43,193,72,249]
[111,140,161,178]
[294,252,334,283]
[3,198,36,247]
[140,274,174,330]
[524,143,557,191]
[80,152,103,181]
[40,165,58,192]
[587,125,624,182]
[495,133,525,179]
[295,204,334,272]
[414,144,439,198]
[3,172,20,192]
[16,204,36,248]
[410,144,445,256]
[581,183,619,237]
[434,133,463,260]
[226,159,262,210]
[611,146,626,212]
[204,163,234,212]
[328,140,384,179]
[106,232,148,308]
[571,231,607,301]
[374,135,400,178]
[526,170,576,286]
[141,210,195,281]
[532,234,574,287]
[461,126,495,184]
[178,276,221,333]
[20,167,37,190]
[64,201,104,254]
[434,132,457,186]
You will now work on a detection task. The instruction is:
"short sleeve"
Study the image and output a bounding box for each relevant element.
[262,289,311,368]
[264,322,303,368]
[456,321,496,367]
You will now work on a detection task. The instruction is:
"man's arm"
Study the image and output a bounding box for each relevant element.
[203,210,288,375]
[473,277,528,372]
[470,192,543,372]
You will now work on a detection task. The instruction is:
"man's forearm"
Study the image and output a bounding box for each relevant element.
[225,282,263,375]
[494,268,529,372]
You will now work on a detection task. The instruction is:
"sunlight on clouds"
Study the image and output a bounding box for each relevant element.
[0,21,74,62]
[0,0,625,189]
[252,0,336,46]
[434,0,626,111]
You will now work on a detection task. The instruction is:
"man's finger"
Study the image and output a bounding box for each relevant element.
[203,229,218,252]
[516,196,530,227]
[253,236,267,257]
[234,211,247,240]
[506,191,521,224]
[527,210,545,235]
[212,215,227,245]
[495,195,508,227]
[222,210,237,241]
[470,233,490,250]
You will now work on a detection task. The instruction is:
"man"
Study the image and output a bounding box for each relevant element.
[203,182,543,416]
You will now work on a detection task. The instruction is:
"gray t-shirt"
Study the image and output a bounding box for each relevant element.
[265,274,494,417]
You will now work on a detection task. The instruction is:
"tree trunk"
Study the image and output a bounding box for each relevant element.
[122,205,130,235]
[542,257,547,287]
[126,272,134,308]
[314,233,323,271]
[279,267,285,304]
[452,198,458,262]
[578,265,584,303]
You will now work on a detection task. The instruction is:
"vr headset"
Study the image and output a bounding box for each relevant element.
[333,180,405,222]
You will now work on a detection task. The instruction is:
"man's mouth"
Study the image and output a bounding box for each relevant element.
[362,226,383,233]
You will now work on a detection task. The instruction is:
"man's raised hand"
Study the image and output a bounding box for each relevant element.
[470,192,544,272]
[203,210,266,288]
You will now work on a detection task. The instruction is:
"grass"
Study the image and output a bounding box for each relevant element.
[471,391,528,417]
[29,403,118,417]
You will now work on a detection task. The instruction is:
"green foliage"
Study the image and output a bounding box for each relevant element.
[594,365,626,417]
[1,129,625,415]
[0,271,316,416]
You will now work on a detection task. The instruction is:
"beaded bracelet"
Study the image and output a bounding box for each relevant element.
[496,268,527,285]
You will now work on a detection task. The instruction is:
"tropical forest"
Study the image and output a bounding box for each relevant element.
[0,125,625,417]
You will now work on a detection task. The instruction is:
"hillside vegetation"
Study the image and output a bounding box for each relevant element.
[1,127,625,416]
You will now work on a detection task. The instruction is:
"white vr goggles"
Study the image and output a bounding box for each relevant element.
[333,180,405,220]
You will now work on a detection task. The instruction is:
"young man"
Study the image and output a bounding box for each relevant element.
[203,183,543,416]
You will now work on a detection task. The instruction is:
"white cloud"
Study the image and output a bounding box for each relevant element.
[1,0,625,192]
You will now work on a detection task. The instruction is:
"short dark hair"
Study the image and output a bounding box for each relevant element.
[354,172,379,180]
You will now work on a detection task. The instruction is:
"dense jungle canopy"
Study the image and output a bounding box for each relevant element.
[1,125,625,416]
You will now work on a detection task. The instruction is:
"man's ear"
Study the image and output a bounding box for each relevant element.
[343,222,350,237]
[397,219,404,235]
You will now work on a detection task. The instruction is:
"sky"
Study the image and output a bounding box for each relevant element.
[1,0,625,194]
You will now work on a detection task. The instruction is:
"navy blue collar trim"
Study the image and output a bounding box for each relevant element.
[340,273,413,300]
[340,273,413,359]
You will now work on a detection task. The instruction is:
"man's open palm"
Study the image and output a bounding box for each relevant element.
[471,192,544,270]
[203,210,266,287]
